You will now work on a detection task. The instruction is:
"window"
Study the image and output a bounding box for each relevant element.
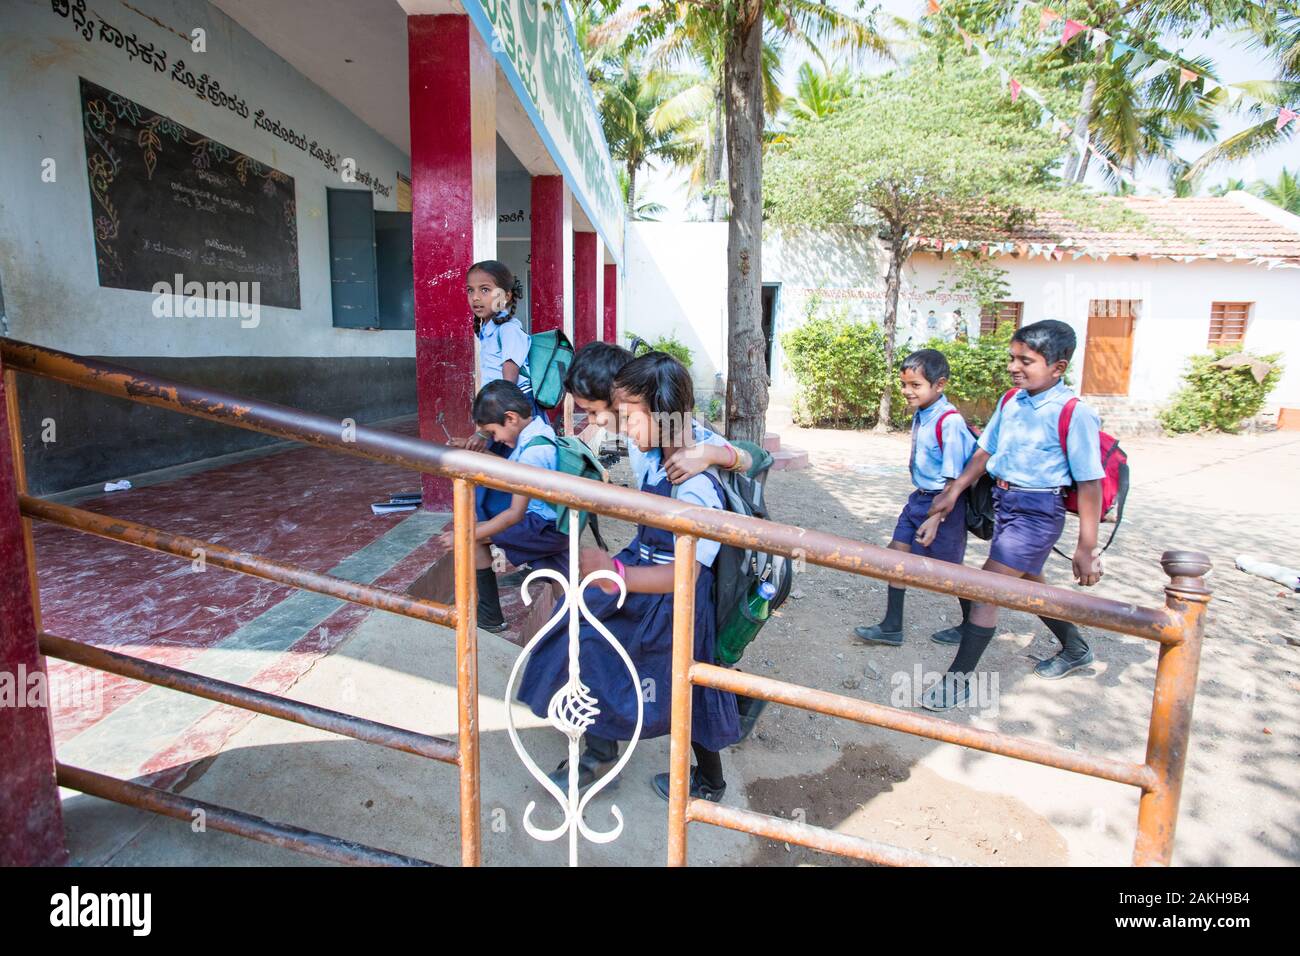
[1208,302,1250,347]
[980,301,1023,334]
[326,188,414,330]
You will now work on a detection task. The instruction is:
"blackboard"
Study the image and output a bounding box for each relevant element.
[79,77,300,308]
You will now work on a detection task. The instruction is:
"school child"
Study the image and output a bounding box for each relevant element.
[517,353,741,801]
[441,380,569,632]
[921,320,1105,711]
[854,349,975,647]
[464,260,532,451]
[564,341,753,482]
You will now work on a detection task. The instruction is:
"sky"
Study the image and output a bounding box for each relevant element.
[638,0,1294,220]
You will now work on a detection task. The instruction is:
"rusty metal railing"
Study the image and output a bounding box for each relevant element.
[1,337,1210,867]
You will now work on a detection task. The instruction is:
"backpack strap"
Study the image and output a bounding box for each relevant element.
[999,388,1019,411]
[1057,397,1079,480]
[934,409,959,451]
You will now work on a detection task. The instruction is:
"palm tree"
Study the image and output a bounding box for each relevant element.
[785,59,857,123]
[1190,6,1299,175]
[1251,167,1300,214]
[596,57,699,216]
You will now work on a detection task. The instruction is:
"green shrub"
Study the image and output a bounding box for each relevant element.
[629,330,693,369]
[783,310,1022,430]
[915,321,1017,427]
[781,311,906,428]
[1159,347,1283,434]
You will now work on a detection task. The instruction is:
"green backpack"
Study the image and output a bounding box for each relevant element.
[527,329,575,410]
[525,434,609,549]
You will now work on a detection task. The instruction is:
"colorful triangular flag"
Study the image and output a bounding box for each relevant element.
[978,47,994,70]
[1039,7,1062,32]
[1178,67,1198,90]
[958,27,973,52]
[927,0,941,14]
[1278,107,1297,131]
[1062,20,1086,45]
[1110,41,1135,62]
[1009,78,1022,103]
[1089,28,1110,49]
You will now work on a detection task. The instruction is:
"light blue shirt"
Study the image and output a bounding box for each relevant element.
[910,397,975,491]
[978,382,1104,488]
[640,448,724,569]
[478,315,532,393]
[627,420,731,491]
[508,416,558,522]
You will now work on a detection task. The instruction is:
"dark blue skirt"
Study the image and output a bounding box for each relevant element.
[516,513,741,751]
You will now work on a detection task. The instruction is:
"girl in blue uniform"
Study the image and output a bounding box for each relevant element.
[458,260,533,453]
[517,353,741,802]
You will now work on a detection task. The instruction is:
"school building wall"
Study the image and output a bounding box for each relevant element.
[0,0,414,494]
[626,222,1300,412]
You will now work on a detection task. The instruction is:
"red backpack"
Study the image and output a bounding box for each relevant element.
[997,388,1130,552]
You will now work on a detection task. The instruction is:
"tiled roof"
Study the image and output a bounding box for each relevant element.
[924,193,1300,264]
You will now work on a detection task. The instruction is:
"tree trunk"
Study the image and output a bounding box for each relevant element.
[874,236,905,433]
[708,80,725,221]
[626,160,637,216]
[1064,49,1104,182]
[723,2,767,444]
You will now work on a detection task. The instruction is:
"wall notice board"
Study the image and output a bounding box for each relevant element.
[79,77,300,308]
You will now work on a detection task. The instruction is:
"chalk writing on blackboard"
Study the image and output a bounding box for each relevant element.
[80,77,300,309]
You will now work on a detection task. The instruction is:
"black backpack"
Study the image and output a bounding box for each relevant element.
[672,440,794,663]
[932,408,995,540]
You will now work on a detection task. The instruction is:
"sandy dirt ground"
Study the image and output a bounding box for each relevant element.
[65,407,1298,867]
[685,405,1300,866]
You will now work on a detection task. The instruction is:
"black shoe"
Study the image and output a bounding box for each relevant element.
[921,673,975,712]
[736,694,769,741]
[1034,645,1095,680]
[651,767,726,803]
[930,625,964,646]
[475,568,508,632]
[547,750,620,793]
[854,624,903,646]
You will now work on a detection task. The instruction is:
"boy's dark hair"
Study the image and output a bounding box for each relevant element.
[565,341,634,403]
[472,380,534,426]
[613,351,694,447]
[900,348,949,385]
[1013,320,1077,365]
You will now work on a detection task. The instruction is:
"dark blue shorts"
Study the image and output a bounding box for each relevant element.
[490,511,569,570]
[988,486,1066,575]
[892,489,967,564]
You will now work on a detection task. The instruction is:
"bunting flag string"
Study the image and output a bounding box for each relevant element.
[919,1,1298,189]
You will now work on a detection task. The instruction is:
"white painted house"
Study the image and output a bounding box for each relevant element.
[626,192,1300,424]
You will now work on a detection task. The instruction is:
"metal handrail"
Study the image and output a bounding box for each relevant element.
[1,337,1182,643]
[1,337,1210,868]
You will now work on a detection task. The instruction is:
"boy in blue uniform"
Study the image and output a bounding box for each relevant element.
[855,349,975,647]
[440,380,567,632]
[922,320,1105,710]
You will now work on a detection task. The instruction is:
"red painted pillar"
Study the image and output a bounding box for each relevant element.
[573,232,599,348]
[603,264,618,345]
[530,176,571,336]
[0,364,67,865]
[409,14,495,511]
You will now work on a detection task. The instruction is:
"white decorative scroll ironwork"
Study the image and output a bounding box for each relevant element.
[503,514,643,867]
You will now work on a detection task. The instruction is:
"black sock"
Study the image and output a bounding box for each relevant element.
[475,568,503,626]
[959,598,971,624]
[881,586,906,631]
[948,623,996,675]
[1039,617,1088,656]
[583,734,619,763]
[691,743,725,789]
